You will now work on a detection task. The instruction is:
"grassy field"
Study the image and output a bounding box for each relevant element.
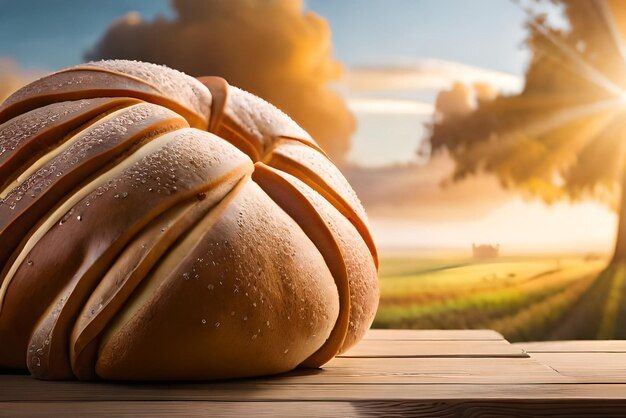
[373,253,623,342]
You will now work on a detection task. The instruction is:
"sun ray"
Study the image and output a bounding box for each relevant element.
[593,0,626,77]
[517,1,626,98]
[454,98,622,176]
[515,99,622,137]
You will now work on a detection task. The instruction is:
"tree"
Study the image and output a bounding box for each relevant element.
[429,0,626,338]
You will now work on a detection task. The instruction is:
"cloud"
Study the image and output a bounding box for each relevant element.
[434,82,475,120]
[434,81,498,122]
[344,153,514,221]
[343,58,524,94]
[0,58,43,103]
[347,98,434,116]
[86,0,355,161]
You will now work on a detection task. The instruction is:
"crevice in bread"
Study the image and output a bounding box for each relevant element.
[70,61,211,126]
[0,98,140,191]
[71,167,250,380]
[0,63,211,130]
[252,163,350,367]
[0,104,189,302]
[197,76,229,133]
[253,163,378,357]
[264,143,378,267]
[1,103,146,199]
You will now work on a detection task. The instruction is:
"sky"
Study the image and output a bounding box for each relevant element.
[308,0,530,73]
[0,0,171,70]
[0,0,529,72]
[0,0,616,254]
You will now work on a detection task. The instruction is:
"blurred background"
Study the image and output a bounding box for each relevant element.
[3,0,626,341]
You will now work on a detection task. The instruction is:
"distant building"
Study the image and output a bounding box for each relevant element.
[472,243,500,259]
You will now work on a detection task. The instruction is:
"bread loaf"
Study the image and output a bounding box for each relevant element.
[0,60,379,380]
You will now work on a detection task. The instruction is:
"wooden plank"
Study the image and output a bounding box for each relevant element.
[364,329,503,341]
[528,352,626,379]
[311,356,561,384]
[0,356,564,402]
[340,339,527,358]
[514,340,626,353]
[3,400,626,418]
[2,380,626,402]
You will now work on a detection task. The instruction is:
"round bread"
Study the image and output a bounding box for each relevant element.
[0,60,379,380]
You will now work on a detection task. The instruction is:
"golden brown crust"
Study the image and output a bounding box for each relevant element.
[0,60,378,380]
[0,61,211,129]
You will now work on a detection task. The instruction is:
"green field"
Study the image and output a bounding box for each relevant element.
[373,254,626,342]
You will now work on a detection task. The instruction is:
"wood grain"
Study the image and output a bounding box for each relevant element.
[340,339,527,358]
[514,340,626,352]
[5,378,626,402]
[363,329,503,341]
[528,352,626,378]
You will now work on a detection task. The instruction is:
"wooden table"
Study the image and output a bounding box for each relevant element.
[2,329,626,417]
